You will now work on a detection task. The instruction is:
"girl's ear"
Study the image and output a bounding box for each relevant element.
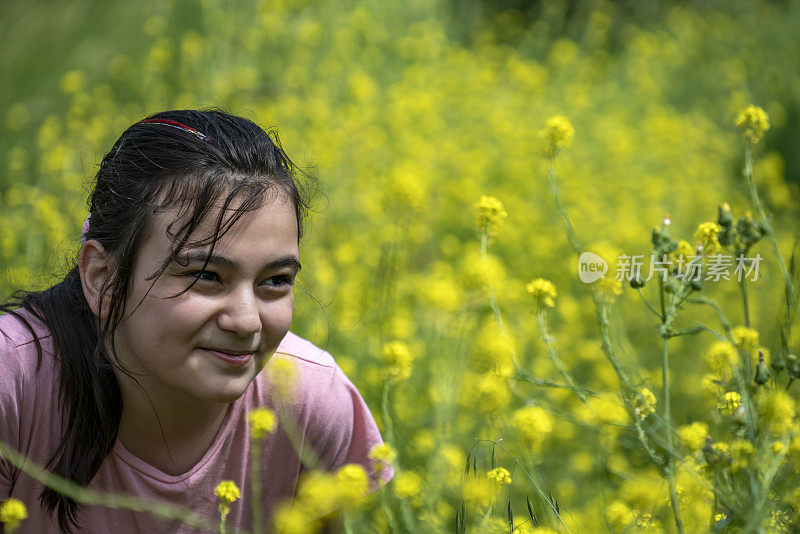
[79,240,115,319]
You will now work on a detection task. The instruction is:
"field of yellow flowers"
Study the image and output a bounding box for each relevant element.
[2,0,800,532]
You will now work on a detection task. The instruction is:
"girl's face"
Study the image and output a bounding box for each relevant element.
[112,192,300,404]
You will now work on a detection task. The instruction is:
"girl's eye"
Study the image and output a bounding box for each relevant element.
[188,270,220,283]
[262,274,293,288]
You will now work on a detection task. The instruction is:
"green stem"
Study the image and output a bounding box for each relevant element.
[637,288,663,320]
[381,381,395,445]
[744,143,797,333]
[250,442,263,534]
[739,274,751,328]
[536,309,587,403]
[658,279,685,534]
[479,229,519,368]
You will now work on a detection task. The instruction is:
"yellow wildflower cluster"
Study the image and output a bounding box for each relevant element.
[248,407,277,441]
[273,464,370,532]
[462,476,496,508]
[678,422,709,452]
[474,195,507,237]
[729,439,756,473]
[731,326,760,353]
[380,341,415,382]
[213,480,241,524]
[214,480,241,504]
[0,498,27,533]
[703,341,739,379]
[470,322,516,376]
[486,466,512,486]
[758,389,796,436]
[526,278,557,308]
[736,105,770,144]
[511,405,554,452]
[368,443,397,474]
[266,356,297,400]
[718,391,742,416]
[632,387,657,420]
[541,115,575,156]
[694,221,722,255]
[394,470,423,506]
[335,464,370,502]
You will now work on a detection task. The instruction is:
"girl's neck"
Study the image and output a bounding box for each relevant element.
[115,377,232,476]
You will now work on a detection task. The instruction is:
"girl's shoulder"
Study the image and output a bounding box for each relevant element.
[0,308,56,379]
[273,331,336,368]
[0,307,54,350]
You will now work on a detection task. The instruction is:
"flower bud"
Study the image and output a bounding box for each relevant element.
[652,224,677,257]
[717,204,735,247]
[786,353,800,379]
[736,213,763,248]
[665,278,680,294]
[689,277,704,291]
[717,203,734,227]
[755,351,771,385]
[629,274,645,289]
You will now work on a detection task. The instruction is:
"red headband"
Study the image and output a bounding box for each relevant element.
[138,118,212,141]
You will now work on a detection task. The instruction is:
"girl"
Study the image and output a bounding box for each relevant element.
[0,110,392,532]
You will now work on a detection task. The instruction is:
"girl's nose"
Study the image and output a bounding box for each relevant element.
[217,286,261,337]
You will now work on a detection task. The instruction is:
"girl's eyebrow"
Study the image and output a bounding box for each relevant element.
[176,250,302,273]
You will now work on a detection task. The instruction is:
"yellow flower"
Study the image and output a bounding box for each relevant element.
[0,498,28,533]
[214,480,241,522]
[526,278,557,308]
[674,239,695,259]
[272,503,313,534]
[462,476,495,508]
[267,357,297,400]
[394,470,424,504]
[736,105,770,144]
[606,500,634,529]
[368,443,397,473]
[758,389,795,436]
[694,221,722,255]
[703,341,739,377]
[474,195,507,236]
[511,405,554,452]
[718,391,742,416]
[248,407,277,441]
[541,115,575,156]
[335,464,369,502]
[595,276,623,303]
[487,467,512,486]
[731,326,759,353]
[632,387,657,420]
[59,70,86,94]
[214,480,241,505]
[380,341,415,382]
[729,439,755,473]
[678,422,709,452]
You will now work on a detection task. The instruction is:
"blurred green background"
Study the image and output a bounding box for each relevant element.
[3,0,800,531]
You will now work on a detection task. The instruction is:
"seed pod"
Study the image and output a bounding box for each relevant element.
[755,351,771,385]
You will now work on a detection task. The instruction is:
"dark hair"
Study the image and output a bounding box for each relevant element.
[0,109,312,532]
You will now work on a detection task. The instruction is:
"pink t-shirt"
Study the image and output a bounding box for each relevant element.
[0,309,391,533]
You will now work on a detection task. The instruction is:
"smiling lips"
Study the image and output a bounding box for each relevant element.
[202,347,255,367]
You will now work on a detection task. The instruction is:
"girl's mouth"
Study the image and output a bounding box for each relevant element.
[202,348,254,367]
